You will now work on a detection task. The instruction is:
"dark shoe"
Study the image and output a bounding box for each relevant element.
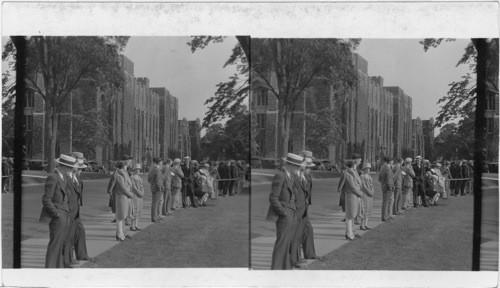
[360,226,367,231]
[124,222,131,226]
[341,218,346,222]
[364,226,371,230]
[130,226,138,231]
[78,256,95,261]
[354,234,362,238]
[311,255,324,261]
[345,234,355,241]
[125,234,133,239]
[135,226,142,230]
[116,235,125,241]
[111,219,117,223]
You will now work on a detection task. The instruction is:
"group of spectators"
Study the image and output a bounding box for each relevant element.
[106,155,248,241]
[338,154,475,240]
[2,157,13,193]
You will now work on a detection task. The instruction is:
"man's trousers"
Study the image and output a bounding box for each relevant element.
[45,211,69,268]
[270,211,295,270]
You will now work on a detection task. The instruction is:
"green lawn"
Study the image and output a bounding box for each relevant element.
[307,196,474,270]
[83,188,249,268]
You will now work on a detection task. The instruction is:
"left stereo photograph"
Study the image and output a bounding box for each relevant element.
[2,36,250,268]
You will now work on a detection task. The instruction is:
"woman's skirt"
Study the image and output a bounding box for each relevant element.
[344,192,359,220]
[360,194,373,218]
[115,194,130,220]
[131,195,143,219]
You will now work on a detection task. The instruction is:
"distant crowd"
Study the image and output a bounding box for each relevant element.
[107,155,249,241]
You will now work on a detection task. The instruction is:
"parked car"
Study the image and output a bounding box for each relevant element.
[25,159,47,171]
[486,162,498,173]
[85,160,107,173]
[250,157,263,169]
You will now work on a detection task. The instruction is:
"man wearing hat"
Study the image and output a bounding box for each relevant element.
[171,158,184,210]
[267,153,305,270]
[148,157,165,222]
[161,158,173,216]
[297,151,323,263]
[412,156,429,207]
[63,152,93,266]
[378,156,395,222]
[39,154,79,268]
[392,158,404,216]
[181,156,198,208]
[401,158,415,209]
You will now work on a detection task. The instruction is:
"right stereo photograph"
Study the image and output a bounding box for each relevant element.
[249,38,499,271]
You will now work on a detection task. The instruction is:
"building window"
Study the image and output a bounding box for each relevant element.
[256,113,266,129]
[26,90,35,108]
[258,139,265,156]
[257,89,268,106]
[486,93,496,111]
[486,117,495,134]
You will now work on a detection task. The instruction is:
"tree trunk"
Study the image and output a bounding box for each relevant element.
[471,38,487,271]
[276,99,292,159]
[44,105,52,171]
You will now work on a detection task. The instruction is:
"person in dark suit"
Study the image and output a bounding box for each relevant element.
[412,156,429,207]
[39,154,79,268]
[63,152,93,267]
[460,160,470,196]
[267,153,304,270]
[219,161,230,197]
[299,151,323,263]
[148,157,165,222]
[181,157,198,208]
[450,160,462,196]
[228,160,237,196]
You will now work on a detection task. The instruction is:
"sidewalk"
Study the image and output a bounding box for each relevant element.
[251,198,384,270]
[21,196,155,268]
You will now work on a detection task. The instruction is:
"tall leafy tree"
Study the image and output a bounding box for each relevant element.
[2,72,15,157]
[420,38,498,127]
[251,39,360,158]
[72,109,110,160]
[305,107,344,159]
[4,36,129,171]
[188,36,249,128]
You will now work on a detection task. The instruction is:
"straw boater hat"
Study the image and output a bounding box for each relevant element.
[174,158,181,164]
[282,153,305,167]
[415,156,422,160]
[55,154,79,168]
[133,163,142,171]
[405,158,412,163]
[300,150,315,168]
[362,162,371,169]
[71,152,87,169]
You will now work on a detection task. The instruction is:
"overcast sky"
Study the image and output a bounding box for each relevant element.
[122,36,240,123]
[356,39,471,132]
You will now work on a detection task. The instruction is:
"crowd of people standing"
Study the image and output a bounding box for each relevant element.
[338,154,475,241]
[106,155,249,242]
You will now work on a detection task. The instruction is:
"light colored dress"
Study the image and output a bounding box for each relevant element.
[360,173,374,218]
[130,174,144,219]
[343,169,362,220]
[112,170,133,220]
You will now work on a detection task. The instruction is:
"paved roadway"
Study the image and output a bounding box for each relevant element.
[251,169,498,271]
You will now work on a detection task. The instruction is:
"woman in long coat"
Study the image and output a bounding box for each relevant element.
[130,163,144,231]
[342,160,363,240]
[111,161,134,241]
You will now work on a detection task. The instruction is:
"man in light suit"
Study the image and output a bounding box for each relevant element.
[162,158,173,216]
[148,157,164,222]
[267,153,304,270]
[39,154,79,268]
[378,156,395,222]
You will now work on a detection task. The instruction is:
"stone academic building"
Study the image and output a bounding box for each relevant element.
[23,55,188,168]
[251,53,425,165]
